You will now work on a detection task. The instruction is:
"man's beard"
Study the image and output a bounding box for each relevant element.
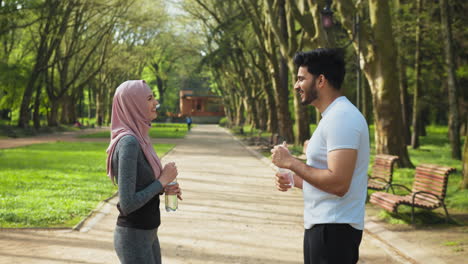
[301,82,318,106]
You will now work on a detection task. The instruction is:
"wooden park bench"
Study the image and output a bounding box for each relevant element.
[249,132,280,151]
[370,164,456,224]
[367,154,399,192]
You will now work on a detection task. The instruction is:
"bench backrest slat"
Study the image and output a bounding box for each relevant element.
[371,154,399,182]
[412,164,455,200]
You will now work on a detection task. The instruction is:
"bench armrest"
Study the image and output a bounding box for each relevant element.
[388,183,411,193]
[368,175,390,184]
[411,191,443,204]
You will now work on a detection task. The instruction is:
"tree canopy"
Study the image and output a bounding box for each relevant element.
[0,0,467,175]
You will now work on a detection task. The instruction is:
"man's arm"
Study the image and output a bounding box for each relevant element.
[272,146,357,197]
[293,174,303,189]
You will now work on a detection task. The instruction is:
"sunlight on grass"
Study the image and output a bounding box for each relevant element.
[443,241,462,247]
[442,239,466,252]
[0,141,174,228]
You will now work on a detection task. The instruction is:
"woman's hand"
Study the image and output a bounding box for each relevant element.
[164,182,183,200]
[159,162,178,187]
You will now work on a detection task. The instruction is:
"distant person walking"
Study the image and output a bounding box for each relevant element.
[186,115,192,131]
[271,49,370,264]
[106,80,182,264]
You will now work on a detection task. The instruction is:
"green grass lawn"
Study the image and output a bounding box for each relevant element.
[0,142,174,228]
[79,123,189,139]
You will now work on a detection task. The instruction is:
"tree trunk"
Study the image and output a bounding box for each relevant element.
[262,75,278,133]
[420,107,428,137]
[369,0,413,167]
[235,99,245,127]
[276,56,294,142]
[293,93,311,145]
[411,0,422,149]
[48,99,59,127]
[33,82,42,130]
[19,65,41,127]
[395,0,411,145]
[95,90,103,127]
[60,95,70,124]
[106,88,113,125]
[227,91,237,128]
[398,56,411,145]
[256,99,267,131]
[361,77,369,122]
[156,75,164,104]
[462,117,468,189]
[153,62,165,104]
[68,94,77,124]
[440,0,461,160]
[88,84,93,121]
[252,97,261,130]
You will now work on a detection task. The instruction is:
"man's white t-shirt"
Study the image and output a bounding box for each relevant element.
[304,96,370,230]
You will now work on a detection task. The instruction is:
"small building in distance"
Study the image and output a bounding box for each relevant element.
[179,89,224,124]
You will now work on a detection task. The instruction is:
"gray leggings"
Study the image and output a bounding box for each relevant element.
[114,225,162,264]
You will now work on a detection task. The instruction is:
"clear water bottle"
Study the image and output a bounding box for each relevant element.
[278,168,294,188]
[165,181,178,212]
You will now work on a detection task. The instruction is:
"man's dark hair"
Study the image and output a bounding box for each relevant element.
[293,48,345,90]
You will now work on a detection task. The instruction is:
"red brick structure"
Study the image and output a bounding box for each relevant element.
[179,90,224,123]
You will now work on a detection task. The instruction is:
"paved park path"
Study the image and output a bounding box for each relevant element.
[0,125,423,263]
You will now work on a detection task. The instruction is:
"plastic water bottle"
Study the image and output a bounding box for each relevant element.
[278,168,294,188]
[165,181,178,212]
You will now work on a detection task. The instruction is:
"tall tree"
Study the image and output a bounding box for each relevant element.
[18,0,73,127]
[411,0,423,149]
[289,0,334,127]
[240,0,279,133]
[440,0,461,159]
[463,121,468,189]
[394,0,411,145]
[44,0,123,126]
[335,0,413,167]
[189,0,284,137]
[264,0,296,143]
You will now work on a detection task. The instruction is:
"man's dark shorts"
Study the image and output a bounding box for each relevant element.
[304,223,363,264]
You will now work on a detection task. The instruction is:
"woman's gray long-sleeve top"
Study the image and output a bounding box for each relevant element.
[112,135,164,229]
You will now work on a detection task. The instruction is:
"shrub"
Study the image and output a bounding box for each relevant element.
[219,117,228,127]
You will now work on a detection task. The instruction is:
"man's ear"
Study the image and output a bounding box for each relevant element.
[318,74,326,87]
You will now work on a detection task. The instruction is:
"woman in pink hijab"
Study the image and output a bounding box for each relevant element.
[107,80,181,264]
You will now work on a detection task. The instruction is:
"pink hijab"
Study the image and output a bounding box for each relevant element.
[106,80,162,183]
